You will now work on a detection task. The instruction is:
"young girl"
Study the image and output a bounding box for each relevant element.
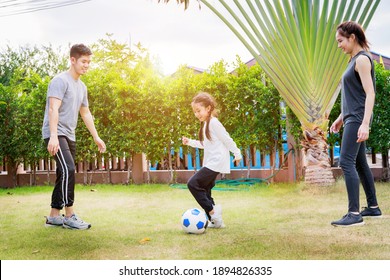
[182,92,242,228]
[330,21,381,227]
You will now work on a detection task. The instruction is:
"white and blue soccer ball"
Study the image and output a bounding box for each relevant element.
[181,208,208,234]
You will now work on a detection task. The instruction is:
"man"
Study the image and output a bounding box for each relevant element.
[42,44,106,230]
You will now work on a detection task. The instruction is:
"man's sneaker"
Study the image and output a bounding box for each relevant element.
[331,212,364,227]
[45,215,64,227]
[360,206,382,217]
[63,214,91,230]
[210,204,224,228]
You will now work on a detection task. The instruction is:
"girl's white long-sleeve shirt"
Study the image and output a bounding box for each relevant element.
[188,117,242,174]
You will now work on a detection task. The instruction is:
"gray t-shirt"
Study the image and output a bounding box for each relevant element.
[42,71,89,141]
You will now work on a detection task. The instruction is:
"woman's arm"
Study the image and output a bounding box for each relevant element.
[355,55,375,142]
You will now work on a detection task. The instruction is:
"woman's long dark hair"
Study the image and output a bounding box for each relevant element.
[191,92,218,142]
[337,21,370,50]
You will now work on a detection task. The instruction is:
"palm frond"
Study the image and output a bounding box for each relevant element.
[200,0,381,130]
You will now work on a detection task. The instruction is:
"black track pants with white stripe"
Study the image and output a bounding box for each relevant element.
[45,136,76,210]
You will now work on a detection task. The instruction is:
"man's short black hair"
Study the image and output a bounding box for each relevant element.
[70,44,92,59]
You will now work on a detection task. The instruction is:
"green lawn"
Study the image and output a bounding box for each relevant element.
[0,180,389,260]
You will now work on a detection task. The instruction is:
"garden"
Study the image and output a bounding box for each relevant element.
[1,0,389,266]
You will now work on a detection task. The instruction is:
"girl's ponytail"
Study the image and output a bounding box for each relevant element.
[192,92,217,142]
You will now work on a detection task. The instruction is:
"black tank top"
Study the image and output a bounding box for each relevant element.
[341,50,375,125]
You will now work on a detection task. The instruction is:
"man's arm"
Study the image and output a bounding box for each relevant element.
[79,106,106,153]
[47,97,62,156]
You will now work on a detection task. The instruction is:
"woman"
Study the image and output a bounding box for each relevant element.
[330,21,382,227]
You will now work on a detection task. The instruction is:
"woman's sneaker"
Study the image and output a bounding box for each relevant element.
[331,212,364,227]
[45,215,64,227]
[63,214,91,230]
[360,207,382,217]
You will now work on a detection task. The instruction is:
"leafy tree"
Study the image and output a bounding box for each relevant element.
[17,72,50,185]
[80,35,170,184]
[0,70,46,187]
[200,60,231,117]
[226,58,281,177]
[80,35,144,183]
[0,82,20,187]
[197,60,231,169]
[0,45,67,85]
[163,65,203,180]
[367,62,390,180]
[0,44,67,187]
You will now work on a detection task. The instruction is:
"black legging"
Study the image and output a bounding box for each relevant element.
[339,122,378,213]
[187,167,219,218]
[45,136,76,210]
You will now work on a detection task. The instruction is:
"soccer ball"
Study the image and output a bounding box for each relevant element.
[181,208,208,234]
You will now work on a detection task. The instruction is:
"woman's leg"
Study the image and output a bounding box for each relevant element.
[339,122,361,213]
[356,141,378,208]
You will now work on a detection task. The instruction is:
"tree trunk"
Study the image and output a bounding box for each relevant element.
[168,149,173,183]
[382,151,389,182]
[192,150,197,172]
[372,148,377,164]
[30,162,37,186]
[126,155,132,184]
[260,150,266,167]
[46,158,51,185]
[146,159,151,184]
[301,127,335,186]
[6,161,18,188]
[277,122,283,169]
[105,156,111,184]
[83,159,88,185]
[329,146,335,167]
[245,148,251,179]
[270,144,276,183]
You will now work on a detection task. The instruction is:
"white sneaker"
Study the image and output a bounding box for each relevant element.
[210,204,224,228]
[44,215,64,227]
[63,214,91,230]
[208,220,226,228]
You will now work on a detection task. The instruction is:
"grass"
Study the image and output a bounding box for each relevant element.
[0,180,389,260]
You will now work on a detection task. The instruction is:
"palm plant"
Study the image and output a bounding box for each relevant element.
[161,0,381,186]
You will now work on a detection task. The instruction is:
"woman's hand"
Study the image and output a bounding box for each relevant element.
[357,123,370,143]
